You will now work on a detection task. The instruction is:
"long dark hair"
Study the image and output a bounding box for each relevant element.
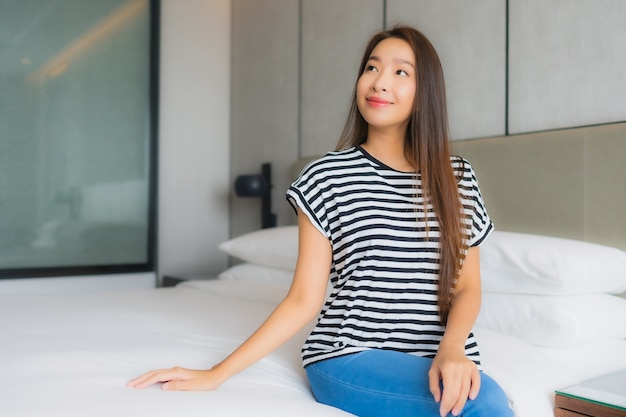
[336,25,465,325]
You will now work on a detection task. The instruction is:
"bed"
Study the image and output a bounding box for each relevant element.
[1,123,626,417]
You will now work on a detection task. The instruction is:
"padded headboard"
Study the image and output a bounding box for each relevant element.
[290,122,626,252]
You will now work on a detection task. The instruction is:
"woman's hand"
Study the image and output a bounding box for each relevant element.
[429,246,482,416]
[428,344,481,417]
[127,366,224,391]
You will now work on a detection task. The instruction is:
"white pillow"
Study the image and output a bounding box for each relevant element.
[218,263,294,286]
[218,226,298,270]
[480,231,626,295]
[476,292,626,347]
[219,228,626,295]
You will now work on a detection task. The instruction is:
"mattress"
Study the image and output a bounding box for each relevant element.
[1,279,624,417]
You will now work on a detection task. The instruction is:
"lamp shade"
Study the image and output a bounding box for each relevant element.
[234,174,268,197]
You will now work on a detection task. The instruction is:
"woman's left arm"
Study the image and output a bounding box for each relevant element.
[429,246,482,417]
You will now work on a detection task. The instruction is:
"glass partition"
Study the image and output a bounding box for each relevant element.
[0,0,158,278]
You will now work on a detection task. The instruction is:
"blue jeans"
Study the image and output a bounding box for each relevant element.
[305,350,513,417]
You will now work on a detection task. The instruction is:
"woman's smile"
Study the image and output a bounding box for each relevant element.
[365,96,393,107]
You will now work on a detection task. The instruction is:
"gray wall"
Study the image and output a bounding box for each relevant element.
[508,0,626,133]
[230,0,384,237]
[158,0,231,281]
[230,0,300,235]
[386,0,506,140]
[230,0,626,238]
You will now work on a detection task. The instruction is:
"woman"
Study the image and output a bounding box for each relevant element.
[128,26,513,417]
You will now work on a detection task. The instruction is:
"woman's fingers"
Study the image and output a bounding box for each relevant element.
[438,369,462,417]
[128,367,221,391]
[428,368,442,403]
[449,373,471,416]
[434,361,481,416]
[468,366,481,400]
[448,366,481,415]
[127,367,192,389]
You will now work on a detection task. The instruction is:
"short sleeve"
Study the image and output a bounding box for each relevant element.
[458,159,494,247]
[285,159,331,239]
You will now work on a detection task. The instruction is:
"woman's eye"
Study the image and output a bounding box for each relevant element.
[397,69,409,76]
[365,65,377,72]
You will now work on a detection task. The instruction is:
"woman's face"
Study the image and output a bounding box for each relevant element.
[356,37,417,133]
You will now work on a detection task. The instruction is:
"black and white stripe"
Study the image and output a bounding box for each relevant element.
[287,146,493,368]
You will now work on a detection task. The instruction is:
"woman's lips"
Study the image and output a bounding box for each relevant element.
[366,96,392,107]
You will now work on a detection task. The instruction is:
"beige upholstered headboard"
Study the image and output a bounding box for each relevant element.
[291,122,626,252]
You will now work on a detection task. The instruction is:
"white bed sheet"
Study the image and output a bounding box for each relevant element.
[0,280,352,417]
[1,279,625,417]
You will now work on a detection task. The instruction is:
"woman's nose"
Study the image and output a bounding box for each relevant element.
[372,72,389,92]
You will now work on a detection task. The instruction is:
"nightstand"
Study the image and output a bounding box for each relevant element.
[555,370,626,417]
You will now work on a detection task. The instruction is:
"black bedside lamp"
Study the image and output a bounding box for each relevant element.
[234,163,277,229]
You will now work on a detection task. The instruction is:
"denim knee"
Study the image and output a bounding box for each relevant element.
[305,350,513,417]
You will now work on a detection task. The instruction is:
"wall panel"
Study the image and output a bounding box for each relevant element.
[386,0,506,140]
[508,0,626,133]
[159,0,231,279]
[231,0,299,234]
[300,0,383,156]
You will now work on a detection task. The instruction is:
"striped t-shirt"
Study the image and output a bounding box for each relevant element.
[286,146,493,368]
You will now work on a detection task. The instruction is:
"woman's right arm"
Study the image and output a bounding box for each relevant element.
[127,209,332,391]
